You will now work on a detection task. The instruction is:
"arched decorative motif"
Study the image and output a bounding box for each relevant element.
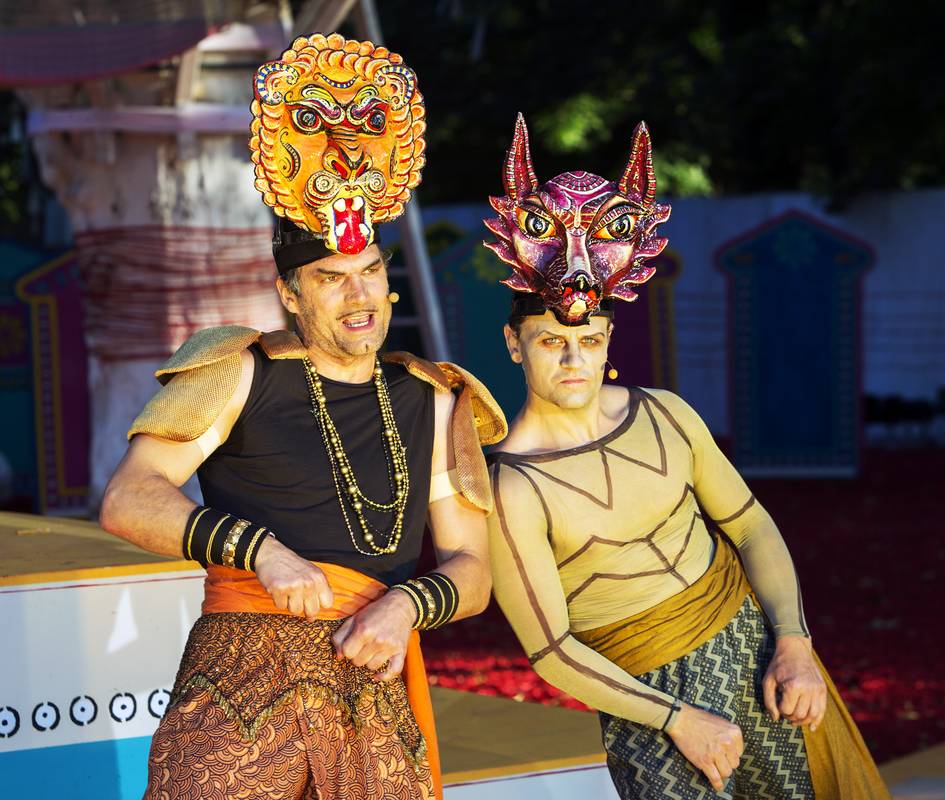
[717,210,872,476]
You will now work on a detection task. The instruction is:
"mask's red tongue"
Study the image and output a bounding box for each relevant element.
[333,198,368,254]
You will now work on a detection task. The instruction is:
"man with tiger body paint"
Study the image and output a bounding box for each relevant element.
[483,115,889,799]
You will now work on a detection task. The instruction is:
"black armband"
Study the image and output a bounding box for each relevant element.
[183,506,272,571]
[390,572,459,630]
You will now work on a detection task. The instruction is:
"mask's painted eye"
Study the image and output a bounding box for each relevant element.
[515,207,555,239]
[365,109,387,133]
[291,107,324,133]
[593,212,637,240]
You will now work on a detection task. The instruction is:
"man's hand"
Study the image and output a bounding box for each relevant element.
[254,536,334,620]
[332,589,417,681]
[666,703,743,792]
[762,635,826,731]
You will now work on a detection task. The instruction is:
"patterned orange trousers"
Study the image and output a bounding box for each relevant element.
[143,613,435,800]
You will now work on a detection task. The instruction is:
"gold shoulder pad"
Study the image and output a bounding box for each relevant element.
[154,325,262,385]
[128,326,262,442]
[383,352,508,445]
[434,361,507,446]
[383,352,508,513]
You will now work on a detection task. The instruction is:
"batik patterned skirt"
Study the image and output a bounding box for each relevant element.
[599,597,814,800]
[143,613,434,800]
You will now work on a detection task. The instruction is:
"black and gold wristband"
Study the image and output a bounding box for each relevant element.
[183,506,272,571]
[416,573,459,629]
[391,581,426,629]
[390,572,459,630]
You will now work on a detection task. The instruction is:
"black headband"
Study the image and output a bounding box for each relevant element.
[271,218,382,275]
[509,292,614,325]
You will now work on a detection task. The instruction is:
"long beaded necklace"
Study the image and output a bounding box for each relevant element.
[302,356,410,556]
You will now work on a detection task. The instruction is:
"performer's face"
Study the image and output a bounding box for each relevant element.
[505,311,612,409]
[277,244,392,360]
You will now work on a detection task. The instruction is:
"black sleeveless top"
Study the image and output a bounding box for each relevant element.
[197,345,435,585]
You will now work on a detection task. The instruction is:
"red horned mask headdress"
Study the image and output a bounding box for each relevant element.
[484,114,671,325]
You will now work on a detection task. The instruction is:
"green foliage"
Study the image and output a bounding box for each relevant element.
[378,0,945,206]
[534,93,611,153]
[0,92,26,232]
[653,153,714,198]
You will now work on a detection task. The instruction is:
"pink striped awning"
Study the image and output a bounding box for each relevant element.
[0,19,218,87]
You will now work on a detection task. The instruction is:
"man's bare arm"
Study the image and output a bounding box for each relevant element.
[424,382,492,617]
[99,435,208,558]
[99,349,255,555]
[100,350,333,616]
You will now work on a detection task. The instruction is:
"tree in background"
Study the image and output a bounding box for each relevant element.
[0,93,31,237]
[3,0,943,234]
[377,0,945,206]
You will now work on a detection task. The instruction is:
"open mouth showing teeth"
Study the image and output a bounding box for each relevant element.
[561,290,598,318]
[561,280,600,310]
[332,196,372,255]
[341,313,375,330]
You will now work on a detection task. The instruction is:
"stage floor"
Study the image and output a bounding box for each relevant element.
[432,686,944,798]
[433,686,606,782]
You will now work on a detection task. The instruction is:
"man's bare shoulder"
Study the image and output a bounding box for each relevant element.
[489,417,532,456]
[600,384,632,418]
[492,384,633,457]
[636,387,704,429]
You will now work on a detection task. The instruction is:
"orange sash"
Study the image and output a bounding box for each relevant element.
[203,563,442,800]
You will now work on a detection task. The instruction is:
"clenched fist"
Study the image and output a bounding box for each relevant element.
[254,536,334,619]
[763,635,827,731]
[332,589,417,681]
[667,703,744,792]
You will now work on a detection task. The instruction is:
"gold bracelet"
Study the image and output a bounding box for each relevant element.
[422,573,459,629]
[242,527,269,572]
[391,583,425,629]
[441,575,459,620]
[408,578,438,629]
[221,519,250,568]
[421,576,449,628]
[184,507,211,561]
[204,514,232,567]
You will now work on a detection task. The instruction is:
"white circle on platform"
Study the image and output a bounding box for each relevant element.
[148,689,171,719]
[32,702,60,731]
[70,695,98,726]
[109,693,137,723]
[0,706,20,738]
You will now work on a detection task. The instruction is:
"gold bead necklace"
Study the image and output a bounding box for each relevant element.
[303,357,410,556]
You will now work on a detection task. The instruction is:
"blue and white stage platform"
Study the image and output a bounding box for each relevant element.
[2,512,936,799]
[0,512,616,799]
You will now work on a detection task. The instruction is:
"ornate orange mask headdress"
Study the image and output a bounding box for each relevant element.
[251,33,426,256]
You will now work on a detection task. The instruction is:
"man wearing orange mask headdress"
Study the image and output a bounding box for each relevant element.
[101,33,505,800]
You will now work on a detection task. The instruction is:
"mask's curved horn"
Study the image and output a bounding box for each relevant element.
[503,113,539,199]
[618,121,656,207]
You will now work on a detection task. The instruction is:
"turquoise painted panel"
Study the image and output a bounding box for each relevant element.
[717,211,871,475]
[0,736,151,799]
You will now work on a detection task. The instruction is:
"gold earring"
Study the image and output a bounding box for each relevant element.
[605,361,618,380]
[388,291,400,304]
